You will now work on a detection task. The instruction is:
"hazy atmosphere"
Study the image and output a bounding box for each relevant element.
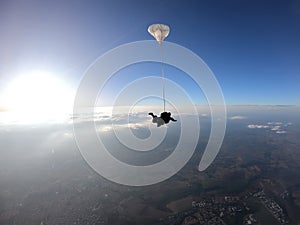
[0,1,299,225]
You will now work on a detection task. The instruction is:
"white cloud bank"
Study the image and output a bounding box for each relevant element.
[247,121,292,134]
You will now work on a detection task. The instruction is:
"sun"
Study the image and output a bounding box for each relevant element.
[0,70,74,123]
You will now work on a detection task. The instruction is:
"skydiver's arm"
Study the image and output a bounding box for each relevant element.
[148,112,157,118]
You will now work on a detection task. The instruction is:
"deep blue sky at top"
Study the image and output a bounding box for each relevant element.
[0,0,299,105]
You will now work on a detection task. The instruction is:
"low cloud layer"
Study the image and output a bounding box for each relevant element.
[247,121,291,134]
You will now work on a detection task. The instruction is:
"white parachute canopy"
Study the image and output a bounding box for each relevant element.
[148,24,170,44]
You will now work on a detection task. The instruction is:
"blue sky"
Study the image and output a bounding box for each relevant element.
[0,0,299,106]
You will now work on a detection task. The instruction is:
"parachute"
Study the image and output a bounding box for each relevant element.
[148,24,170,44]
[148,23,170,112]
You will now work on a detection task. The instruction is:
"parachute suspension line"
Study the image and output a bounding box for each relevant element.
[160,42,166,112]
[147,23,170,112]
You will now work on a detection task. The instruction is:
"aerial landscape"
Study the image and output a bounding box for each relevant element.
[0,106,300,225]
[0,1,299,225]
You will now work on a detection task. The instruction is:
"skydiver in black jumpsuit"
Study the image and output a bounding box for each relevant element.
[148,112,177,127]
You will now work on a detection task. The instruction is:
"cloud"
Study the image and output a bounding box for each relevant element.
[97,125,113,132]
[271,126,281,131]
[276,130,287,134]
[229,116,247,120]
[267,122,282,125]
[247,124,269,129]
[247,122,292,134]
[95,113,153,133]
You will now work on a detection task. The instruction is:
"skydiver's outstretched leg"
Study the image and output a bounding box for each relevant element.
[170,117,177,122]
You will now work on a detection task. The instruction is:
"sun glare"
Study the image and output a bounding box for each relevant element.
[0,70,74,123]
